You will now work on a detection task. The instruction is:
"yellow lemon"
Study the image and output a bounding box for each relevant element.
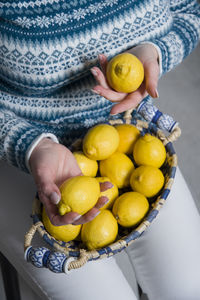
[95,177,119,210]
[73,151,98,177]
[106,53,144,93]
[130,165,165,198]
[42,207,81,242]
[99,152,135,188]
[81,210,118,250]
[115,124,140,155]
[83,124,119,160]
[58,176,100,215]
[112,192,149,227]
[133,133,166,168]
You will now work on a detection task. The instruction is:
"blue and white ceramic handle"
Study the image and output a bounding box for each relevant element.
[24,246,76,274]
[24,223,77,274]
[137,100,178,133]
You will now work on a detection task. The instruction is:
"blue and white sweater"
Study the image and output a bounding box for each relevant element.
[0,0,199,173]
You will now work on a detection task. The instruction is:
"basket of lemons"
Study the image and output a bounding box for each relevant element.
[24,53,181,273]
[24,110,181,273]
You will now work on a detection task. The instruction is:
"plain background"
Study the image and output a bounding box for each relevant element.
[158,42,200,212]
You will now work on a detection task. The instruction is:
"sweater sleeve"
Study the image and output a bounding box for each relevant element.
[0,107,58,173]
[148,0,200,76]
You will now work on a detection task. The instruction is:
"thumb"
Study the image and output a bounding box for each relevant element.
[143,58,160,98]
[36,175,61,205]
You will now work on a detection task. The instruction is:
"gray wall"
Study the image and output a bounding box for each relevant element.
[157,43,200,211]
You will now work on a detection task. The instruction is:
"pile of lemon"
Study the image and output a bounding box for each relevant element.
[43,123,167,251]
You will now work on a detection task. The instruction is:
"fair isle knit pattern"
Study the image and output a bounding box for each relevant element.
[0,0,200,172]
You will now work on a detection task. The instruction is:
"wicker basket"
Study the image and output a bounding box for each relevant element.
[24,101,181,274]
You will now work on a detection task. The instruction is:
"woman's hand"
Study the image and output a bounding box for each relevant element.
[91,44,160,115]
[29,138,110,226]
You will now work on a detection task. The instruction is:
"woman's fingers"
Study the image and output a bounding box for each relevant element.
[49,209,81,226]
[91,67,109,89]
[72,195,109,225]
[99,181,113,192]
[40,181,110,226]
[143,58,160,98]
[45,195,108,226]
[36,172,61,205]
[110,83,147,115]
[46,183,111,226]
[92,85,126,102]
[91,56,126,102]
[95,196,109,209]
[72,208,100,225]
[90,54,108,88]
[91,47,159,106]
[40,190,81,226]
[98,54,108,74]
[36,171,83,226]
[38,175,112,226]
[128,43,159,97]
[110,94,142,115]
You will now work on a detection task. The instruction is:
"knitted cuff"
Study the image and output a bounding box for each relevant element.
[4,118,58,173]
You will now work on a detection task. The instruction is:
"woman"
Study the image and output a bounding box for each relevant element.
[0,0,200,299]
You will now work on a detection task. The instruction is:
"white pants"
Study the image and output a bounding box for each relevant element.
[0,161,200,300]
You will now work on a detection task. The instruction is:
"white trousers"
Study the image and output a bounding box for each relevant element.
[0,162,200,300]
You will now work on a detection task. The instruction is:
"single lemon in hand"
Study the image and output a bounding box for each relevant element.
[133,133,166,168]
[130,165,165,198]
[112,192,149,227]
[106,53,144,93]
[96,177,119,210]
[42,207,81,242]
[73,151,98,177]
[99,152,135,188]
[115,124,140,155]
[83,124,119,160]
[58,176,100,216]
[81,210,118,250]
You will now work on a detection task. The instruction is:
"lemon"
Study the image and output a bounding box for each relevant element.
[133,133,166,168]
[115,124,140,155]
[106,53,144,93]
[130,165,165,198]
[42,207,81,242]
[83,124,119,160]
[73,151,98,177]
[81,210,118,250]
[112,192,149,227]
[95,177,119,210]
[99,152,135,189]
[58,176,100,215]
